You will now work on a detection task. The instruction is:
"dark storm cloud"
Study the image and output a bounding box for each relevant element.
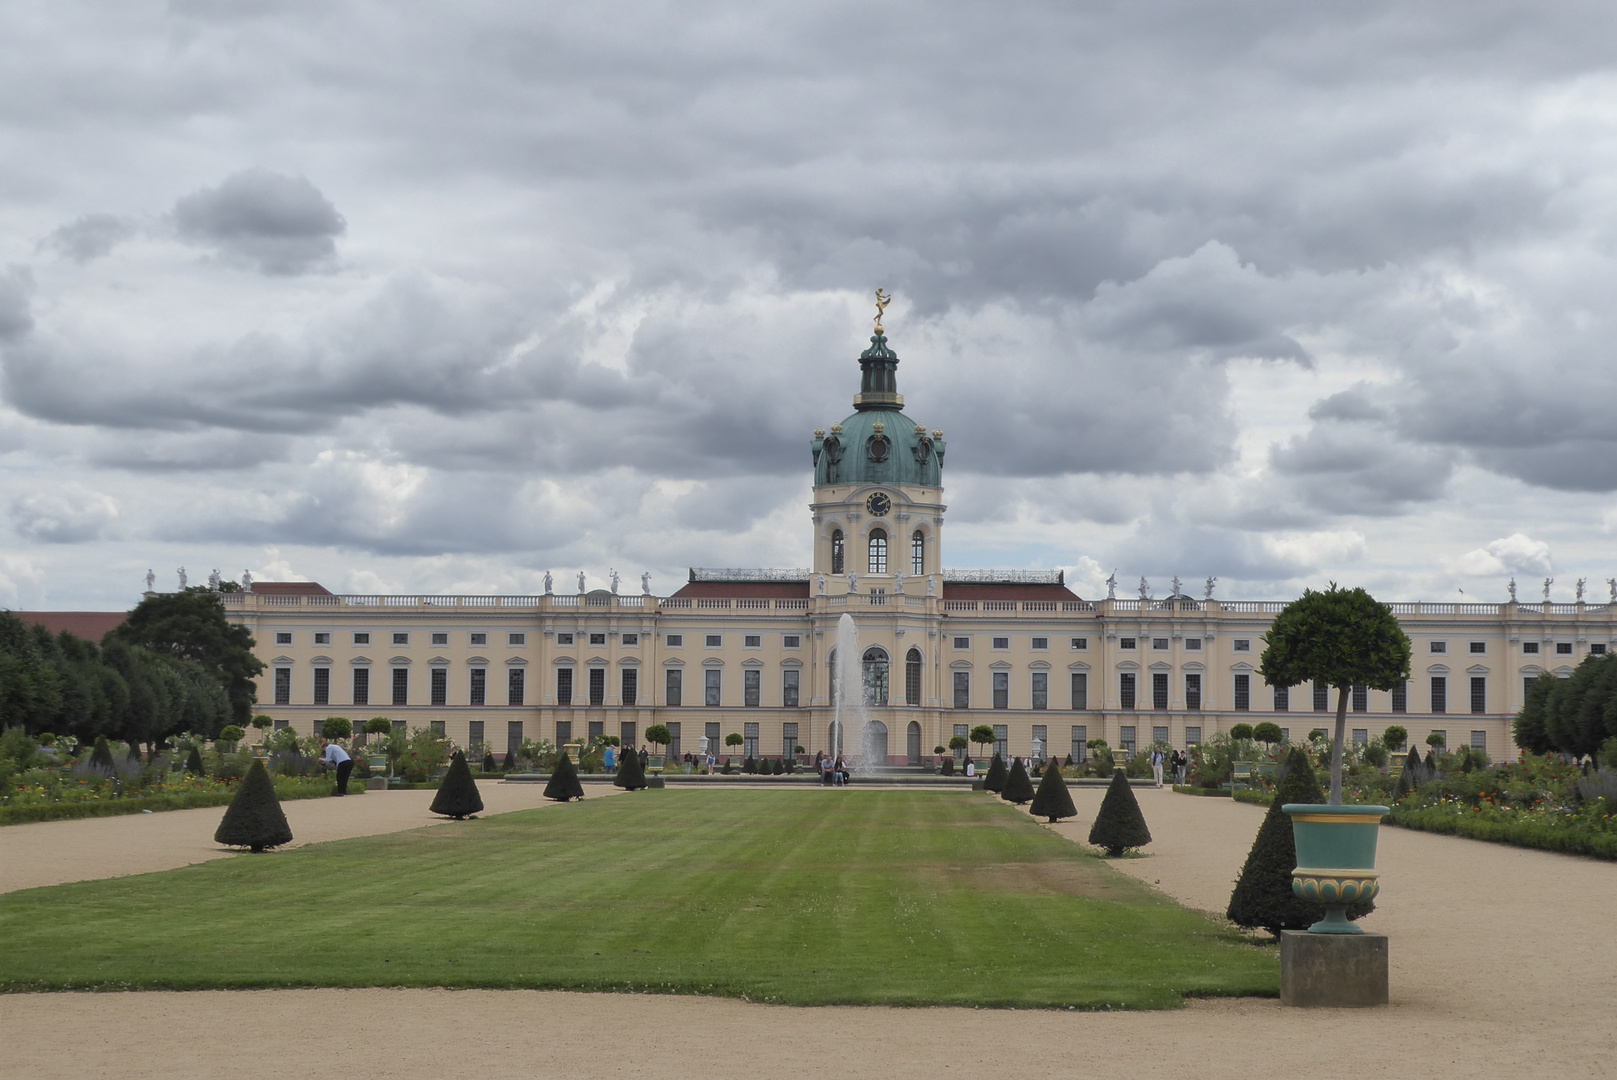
[0,267,33,341]
[171,170,346,274]
[1271,418,1457,512]
[40,214,137,262]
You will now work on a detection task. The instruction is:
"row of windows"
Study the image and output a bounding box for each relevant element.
[829,528,927,575]
[275,631,537,648]
[664,634,802,649]
[1220,674,1491,714]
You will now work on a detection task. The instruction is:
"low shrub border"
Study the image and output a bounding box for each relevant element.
[1232,790,1275,808]
[1,777,365,826]
[1387,804,1617,861]
[1172,786,1230,797]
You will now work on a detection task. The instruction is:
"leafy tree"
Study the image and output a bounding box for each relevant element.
[1227,748,1374,935]
[110,589,266,727]
[430,750,485,819]
[969,725,996,758]
[1029,758,1077,822]
[321,717,353,739]
[614,743,649,790]
[1426,731,1446,749]
[1514,675,1556,755]
[983,752,1008,793]
[1229,723,1255,741]
[725,732,744,749]
[948,735,968,756]
[1000,757,1035,805]
[364,717,394,736]
[645,725,671,753]
[1259,584,1412,804]
[543,751,585,801]
[1252,722,1283,746]
[1381,725,1408,751]
[214,759,293,852]
[1088,769,1152,856]
[1542,653,1617,761]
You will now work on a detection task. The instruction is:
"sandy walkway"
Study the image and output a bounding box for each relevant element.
[4,784,1615,1078]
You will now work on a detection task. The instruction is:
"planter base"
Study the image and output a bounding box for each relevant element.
[1280,930,1388,1007]
[365,777,388,791]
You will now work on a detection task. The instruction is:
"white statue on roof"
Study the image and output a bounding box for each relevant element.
[177,566,187,589]
[642,572,651,595]
[1204,575,1217,600]
[1576,577,1587,602]
[1138,576,1149,600]
[241,570,252,592]
[543,571,553,594]
[818,573,827,595]
[145,568,155,592]
[610,568,620,595]
[1544,577,1553,602]
[1105,570,1117,600]
[1508,577,1517,602]
[208,569,221,591]
[578,571,586,593]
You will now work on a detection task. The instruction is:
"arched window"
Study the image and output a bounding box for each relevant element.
[831,529,844,574]
[868,529,887,574]
[905,647,923,706]
[862,646,889,706]
[911,530,925,575]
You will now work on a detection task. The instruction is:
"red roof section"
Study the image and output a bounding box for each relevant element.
[15,611,128,641]
[671,581,811,599]
[250,581,332,595]
[942,583,1082,602]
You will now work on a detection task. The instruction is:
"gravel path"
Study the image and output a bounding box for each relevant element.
[4,783,1614,1078]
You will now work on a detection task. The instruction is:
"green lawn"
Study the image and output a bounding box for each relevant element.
[0,789,1275,1008]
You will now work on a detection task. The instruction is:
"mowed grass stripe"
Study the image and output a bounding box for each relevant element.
[0,789,1275,1008]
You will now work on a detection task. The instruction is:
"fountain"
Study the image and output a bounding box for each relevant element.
[830,613,886,770]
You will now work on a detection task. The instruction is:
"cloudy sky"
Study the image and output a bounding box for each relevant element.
[4,0,1617,610]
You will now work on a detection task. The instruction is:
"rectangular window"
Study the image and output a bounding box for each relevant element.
[468,720,484,748]
[1470,676,1486,714]
[1430,641,1447,654]
[953,636,971,650]
[1431,676,1447,713]
[313,667,329,705]
[783,635,801,649]
[1120,725,1136,756]
[783,669,800,707]
[507,721,523,759]
[588,633,606,646]
[666,634,683,647]
[1593,643,1609,656]
[589,668,605,706]
[555,720,572,745]
[622,668,637,707]
[743,721,760,759]
[1186,726,1202,745]
[992,671,1009,709]
[276,632,292,646]
[622,633,639,646]
[744,668,761,707]
[1469,641,1486,654]
[431,668,447,706]
[588,721,604,743]
[1352,684,1368,712]
[1184,638,1202,651]
[391,667,408,705]
[274,667,291,705]
[1071,724,1087,762]
[557,668,573,706]
[509,633,526,646]
[706,635,722,648]
[620,722,636,750]
[431,632,448,646]
[1232,639,1251,653]
[1430,728,1446,747]
[353,632,370,645]
[1120,672,1136,710]
[1313,681,1329,711]
[953,670,970,708]
[744,635,762,648]
[1522,641,1539,654]
[352,667,369,705]
[1234,673,1250,711]
[1185,673,1201,710]
[1273,684,1289,711]
[992,637,1010,650]
[314,632,330,645]
[556,633,574,646]
[1120,637,1137,651]
[1031,672,1048,709]
[1557,642,1574,655]
[993,724,1009,758]
[705,668,721,706]
[1352,728,1368,746]
[430,720,446,738]
[470,668,486,706]
[1070,672,1088,709]
[508,667,525,706]
[782,721,799,758]
[1152,725,1169,747]
[1152,671,1169,709]
[665,668,682,706]
[1031,637,1049,651]
[953,723,968,759]
[1471,730,1487,752]
[666,721,681,758]
[393,633,409,646]
[1152,638,1169,651]
[470,633,487,646]
[1071,637,1088,650]
[1391,682,1407,713]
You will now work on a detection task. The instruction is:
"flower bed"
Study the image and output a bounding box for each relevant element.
[1386,794,1617,860]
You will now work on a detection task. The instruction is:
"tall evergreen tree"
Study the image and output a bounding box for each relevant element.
[89,735,116,774]
[213,759,293,853]
[1001,757,1035,804]
[614,744,649,790]
[983,752,1008,793]
[1088,768,1152,856]
[1227,747,1373,935]
[186,746,205,775]
[543,751,585,801]
[111,588,265,727]
[430,750,485,819]
[1029,759,1077,823]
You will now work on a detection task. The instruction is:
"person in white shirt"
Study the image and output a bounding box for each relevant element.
[319,737,354,797]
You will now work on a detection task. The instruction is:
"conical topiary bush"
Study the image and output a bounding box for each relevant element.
[1029,760,1077,823]
[1088,768,1152,856]
[940,756,955,776]
[983,752,1008,793]
[543,751,585,802]
[430,750,485,819]
[186,746,205,775]
[89,736,116,774]
[482,752,497,773]
[1227,747,1374,935]
[614,744,648,790]
[214,759,293,853]
[1001,757,1035,804]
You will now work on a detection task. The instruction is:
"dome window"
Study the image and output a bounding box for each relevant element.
[868,529,887,574]
[867,434,890,461]
[911,530,925,575]
[831,529,845,574]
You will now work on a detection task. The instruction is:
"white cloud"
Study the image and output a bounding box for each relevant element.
[1451,532,1554,577]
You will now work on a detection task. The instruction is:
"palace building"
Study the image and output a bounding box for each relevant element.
[216,316,1610,765]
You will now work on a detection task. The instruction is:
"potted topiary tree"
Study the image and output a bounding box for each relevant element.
[214,758,293,853]
[430,750,485,819]
[725,732,744,764]
[644,725,671,773]
[217,725,245,753]
[363,717,393,780]
[1088,768,1151,856]
[969,725,996,770]
[1260,584,1410,933]
[320,717,353,740]
[1252,721,1283,747]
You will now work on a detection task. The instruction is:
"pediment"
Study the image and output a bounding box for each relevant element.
[506,657,528,666]
[272,655,295,664]
[1067,661,1090,671]
[702,657,725,667]
[350,656,372,666]
[309,655,332,665]
[389,655,411,665]
[663,657,685,667]
[741,657,764,667]
[466,656,489,665]
[780,657,803,668]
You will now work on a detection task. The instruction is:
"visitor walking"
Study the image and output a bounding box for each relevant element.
[319,737,353,797]
[639,744,649,769]
[1151,747,1165,787]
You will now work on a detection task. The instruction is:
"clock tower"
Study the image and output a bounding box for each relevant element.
[809,309,947,596]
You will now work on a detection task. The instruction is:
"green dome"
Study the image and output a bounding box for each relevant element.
[810,331,945,487]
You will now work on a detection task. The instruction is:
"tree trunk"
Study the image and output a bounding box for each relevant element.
[1330,684,1349,805]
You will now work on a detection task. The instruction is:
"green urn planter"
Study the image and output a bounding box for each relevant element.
[1283,803,1389,934]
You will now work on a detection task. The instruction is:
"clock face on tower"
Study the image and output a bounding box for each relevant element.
[865,491,891,517]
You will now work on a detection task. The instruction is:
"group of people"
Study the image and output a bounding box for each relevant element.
[1149,748,1190,787]
[814,751,851,786]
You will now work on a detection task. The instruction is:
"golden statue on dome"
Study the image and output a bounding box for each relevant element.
[874,288,891,333]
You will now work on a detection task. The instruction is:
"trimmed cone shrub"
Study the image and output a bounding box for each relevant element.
[1030,760,1078,823]
[1001,758,1035,804]
[185,746,205,775]
[1394,747,1423,800]
[89,736,116,774]
[1227,747,1373,935]
[1088,768,1152,856]
[940,756,956,776]
[482,752,497,772]
[430,750,485,820]
[614,745,648,790]
[983,753,1008,793]
[543,752,585,802]
[771,757,785,776]
[743,755,757,774]
[213,759,293,853]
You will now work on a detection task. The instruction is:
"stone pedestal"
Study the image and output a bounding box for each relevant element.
[1280,930,1388,1007]
[366,777,387,791]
